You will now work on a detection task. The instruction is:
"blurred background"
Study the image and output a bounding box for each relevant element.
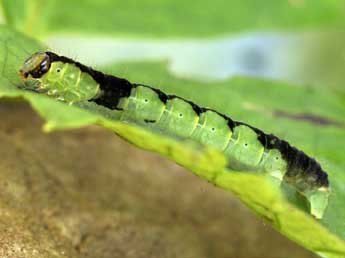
[2,0,345,97]
[0,1,345,258]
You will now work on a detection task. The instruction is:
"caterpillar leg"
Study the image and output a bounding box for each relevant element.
[305,187,330,219]
[268,170,329,219]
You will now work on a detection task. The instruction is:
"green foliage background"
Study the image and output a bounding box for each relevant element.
[0,0,345,257]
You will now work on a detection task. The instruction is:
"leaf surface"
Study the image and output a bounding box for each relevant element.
[1,26,345,257]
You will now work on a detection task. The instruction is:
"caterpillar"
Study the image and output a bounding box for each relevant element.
[19,51,330,219]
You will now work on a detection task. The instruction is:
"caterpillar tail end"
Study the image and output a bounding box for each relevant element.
[306,187,330,219]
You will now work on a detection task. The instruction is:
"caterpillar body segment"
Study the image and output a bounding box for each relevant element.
[224,125,266,172]
[19,52,330,219]
[191,110,232,151]
[119,85,166,123]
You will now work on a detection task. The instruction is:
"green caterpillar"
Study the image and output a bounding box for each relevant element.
[19,52,330,219]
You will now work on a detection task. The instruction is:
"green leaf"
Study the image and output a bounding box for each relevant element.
[1,25,345,257]
[2,0,345,38]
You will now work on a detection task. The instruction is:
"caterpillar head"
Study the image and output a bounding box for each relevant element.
[20,52,51,80]
[19,52,100,103]
[19,52,52,95]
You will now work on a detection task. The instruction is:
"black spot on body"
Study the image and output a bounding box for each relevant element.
[144,119,156,123]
